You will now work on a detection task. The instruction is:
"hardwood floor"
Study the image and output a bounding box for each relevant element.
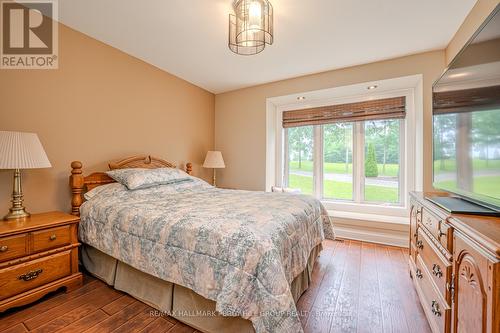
[0,240,431,333]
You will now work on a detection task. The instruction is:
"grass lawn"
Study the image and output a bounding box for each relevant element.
[289,174,399,203]
[434,176,500,199]
[434,159,500,173]
[290,160,399,177]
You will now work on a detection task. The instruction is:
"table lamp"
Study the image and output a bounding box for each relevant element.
[203,151,225,187]
[0,131,52,220]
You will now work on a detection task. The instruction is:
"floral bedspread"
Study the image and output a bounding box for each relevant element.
[79,177,335,333]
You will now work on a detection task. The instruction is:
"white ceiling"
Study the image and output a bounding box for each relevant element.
[57,0,477,93]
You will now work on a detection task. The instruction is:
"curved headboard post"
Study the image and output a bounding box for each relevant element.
[186,162,193,175]
[70,161,84,216]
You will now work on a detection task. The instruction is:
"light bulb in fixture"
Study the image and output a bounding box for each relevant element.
[297,96,306,101]
[367,85,378,90]
[248,1,263,30]
[249,1,262,18]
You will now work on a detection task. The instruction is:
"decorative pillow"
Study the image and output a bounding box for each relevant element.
[106,167,191,190]
[84,182,126,201]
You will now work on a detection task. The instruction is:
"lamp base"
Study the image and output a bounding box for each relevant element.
[3,169,30,221]
[4,208,30,221]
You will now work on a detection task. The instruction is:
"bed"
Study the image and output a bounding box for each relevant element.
[69,155,335,333]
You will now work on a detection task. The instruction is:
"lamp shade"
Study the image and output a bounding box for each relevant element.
[0,131,51,169]
[203,151,225,169]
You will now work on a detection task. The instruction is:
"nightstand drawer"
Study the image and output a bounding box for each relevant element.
[32,226,71,253]
[0,234,28,262]
[0,251,71,301]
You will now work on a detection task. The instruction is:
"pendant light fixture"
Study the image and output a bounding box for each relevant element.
[229,0,273,55]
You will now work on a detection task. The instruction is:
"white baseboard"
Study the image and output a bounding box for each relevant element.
[333,216,409,248]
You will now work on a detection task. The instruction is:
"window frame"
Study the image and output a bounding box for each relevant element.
[275,88,417,218]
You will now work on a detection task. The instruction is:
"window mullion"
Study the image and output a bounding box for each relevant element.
[399,119,406,206]
[313,125,323,199]
[283,128,289,187]
[353,122,365,203]
[360,122,365,203]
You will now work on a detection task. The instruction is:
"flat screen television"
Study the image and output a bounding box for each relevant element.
[431,5,500,215]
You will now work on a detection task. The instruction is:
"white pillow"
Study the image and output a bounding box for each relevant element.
[84,182,126,200]
[106,168,191,190]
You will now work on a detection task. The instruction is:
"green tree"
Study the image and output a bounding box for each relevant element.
[288,126,313,169]
[365,143,378,177]
[472,109,500,166]
[434,114,456,170]
[365,120,400,175]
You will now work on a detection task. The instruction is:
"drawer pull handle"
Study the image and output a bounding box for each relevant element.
[18,269,43,281]
[0,245,8,252]
[438,230,446,238]
[416,240,424,250]
[49,234,57,241]
[432,264,443,278]
[431,300,441,317]
[415,268,423,279]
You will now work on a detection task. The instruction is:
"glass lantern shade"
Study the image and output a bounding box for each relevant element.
[229,0,273,55]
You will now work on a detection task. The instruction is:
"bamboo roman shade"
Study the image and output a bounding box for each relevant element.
[282,96,406,128]
[433,85,500,115]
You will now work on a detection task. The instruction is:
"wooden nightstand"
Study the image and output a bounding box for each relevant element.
[0,212,82,312]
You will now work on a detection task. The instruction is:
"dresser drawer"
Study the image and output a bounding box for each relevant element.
[32,226,71,253]
[414,255,451,333]
[417,228,451,303]
[0,251,71,301]
[421,208,450,252]
[0,234,28,262]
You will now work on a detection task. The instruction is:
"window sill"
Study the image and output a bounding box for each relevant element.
[327,210,409,225]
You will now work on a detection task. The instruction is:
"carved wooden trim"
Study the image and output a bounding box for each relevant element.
[453,250,488,333]
[108,155,176,170]
[69,155,192,216]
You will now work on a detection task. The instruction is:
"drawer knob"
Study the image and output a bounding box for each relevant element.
[416,240,424,250]
[438,230,446,238]
[49,234,57,241]
[0,245,8,252]
[432,264,443,278]
[416,268,423,279]
[431,300,441,317]
[18,268,43,281]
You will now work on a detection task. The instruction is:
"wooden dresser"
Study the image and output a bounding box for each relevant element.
[409,192,500,333]
[0,212,82,312]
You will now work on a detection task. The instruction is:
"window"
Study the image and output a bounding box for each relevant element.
[323,123,353,200]
[283,96,406,206]
[285,126,314,195]
[364,119,402,204]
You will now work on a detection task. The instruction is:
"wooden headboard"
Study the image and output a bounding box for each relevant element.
[69,155,192,216]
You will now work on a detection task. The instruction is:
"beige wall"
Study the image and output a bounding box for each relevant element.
[0,24,215,215]
[446,0,500,65]
[215,51,445,192]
